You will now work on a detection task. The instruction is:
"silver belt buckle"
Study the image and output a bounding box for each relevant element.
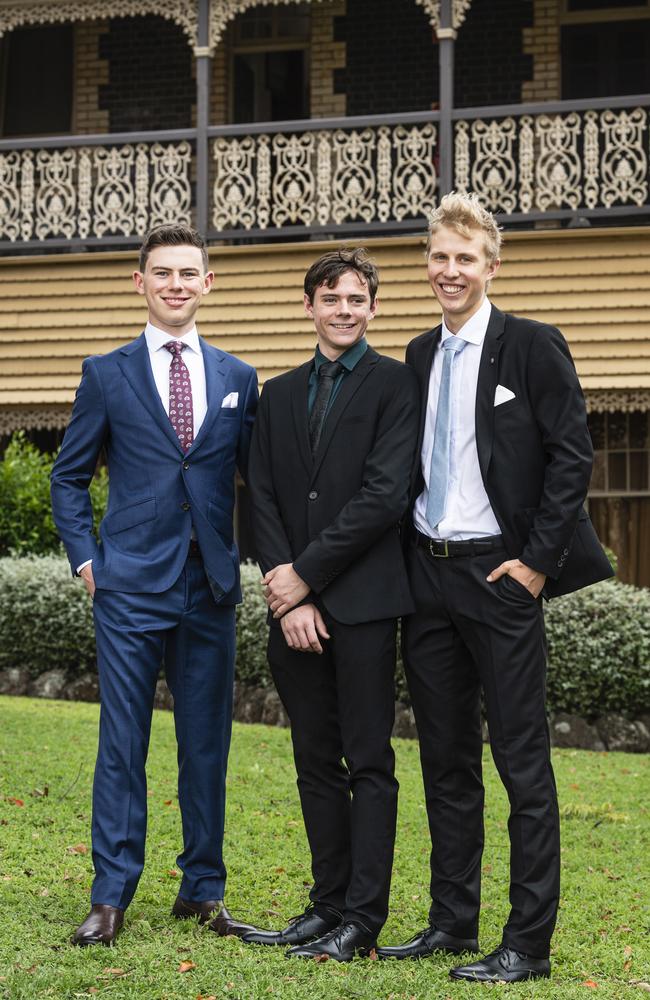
[430,538,449,558]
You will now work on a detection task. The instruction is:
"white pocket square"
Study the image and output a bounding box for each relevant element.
[221,392,239,409]
[494,384,515,407]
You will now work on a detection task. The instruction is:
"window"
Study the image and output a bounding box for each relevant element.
[0,25,73,137]
[588,411,650,494]
[231,5,310,124]
[562,18,650,97]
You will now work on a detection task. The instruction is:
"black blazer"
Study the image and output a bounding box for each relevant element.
[406,306,613,598]
[248,347,420,625]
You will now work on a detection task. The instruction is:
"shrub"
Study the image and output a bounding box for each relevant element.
[0,433,108,557]
[1,556,648,720]
[0,554,97,677]
[544,580,650,719]
[0,433,59,556]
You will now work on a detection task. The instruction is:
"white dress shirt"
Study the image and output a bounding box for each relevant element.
[77,323,208,573]
[413,296,501,540]
[144,321,208,437]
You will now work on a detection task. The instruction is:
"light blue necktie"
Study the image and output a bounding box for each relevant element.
[426,335,468,531]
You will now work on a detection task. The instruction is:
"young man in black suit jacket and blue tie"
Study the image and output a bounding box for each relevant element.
[245,249,419,962]
[51,225,258,946]
[376,193,613,981]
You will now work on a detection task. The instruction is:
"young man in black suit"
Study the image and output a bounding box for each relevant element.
[245,249,419,962]
[377,193,613,981]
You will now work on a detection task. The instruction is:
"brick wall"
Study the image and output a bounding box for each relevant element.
[455,0,534,107]
[310,0,346,118]
[522,0,561,102]
[344,0,436,116]
[98,15,194,132]
[73,21,109,134]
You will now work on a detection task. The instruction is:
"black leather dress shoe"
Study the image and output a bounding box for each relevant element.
[243,903,342,947]
[377,925,479,959]
[72,904,124,947]
[450,945,551,982]
[286,921,377,962]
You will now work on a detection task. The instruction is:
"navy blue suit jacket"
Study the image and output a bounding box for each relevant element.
[51,333,258,603]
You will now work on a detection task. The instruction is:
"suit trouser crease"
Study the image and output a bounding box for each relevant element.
[268,613,398,936]
[403,544,560,958]
[91,555,235,909]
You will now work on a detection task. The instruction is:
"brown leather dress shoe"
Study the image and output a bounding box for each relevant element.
[72,904,124,947]
[171,895,221,924]
[209,903,257,938]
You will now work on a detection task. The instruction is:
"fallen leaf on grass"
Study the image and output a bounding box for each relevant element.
[582,980,598,988]
[103,968,127,976]
[630,982,650,993]
[1,820,9,826]
[368,948,378,961]
[274,867,285,874]
[196,995,217,1000]
[625,946,633,957]
[603,868,621,881]
[167,869,179,877]
[67,844,88,855]
[6,798,24,806]
[178,961,197,973]
[39,888,49,897]
[312,953,329,962]
[88,989,99,995]
[31,787,49,798]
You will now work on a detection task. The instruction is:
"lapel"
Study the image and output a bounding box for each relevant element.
[117,333,183,454]
[289,360,315,477]
[414,327,441,457]
[186,338,228,455]
[475,305,506,482]
[310,347,379,483]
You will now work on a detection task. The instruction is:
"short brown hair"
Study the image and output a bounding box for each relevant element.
[426,191,502,263]
[304,248,379,305]
[139,224,209,273]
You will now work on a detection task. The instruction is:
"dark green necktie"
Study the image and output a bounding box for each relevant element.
[309,360,344,454]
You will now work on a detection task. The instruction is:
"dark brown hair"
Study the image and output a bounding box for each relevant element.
[304,248,379,304]
[138,224,209,273]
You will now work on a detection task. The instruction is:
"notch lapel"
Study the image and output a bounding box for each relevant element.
[117,334,183,454]
[289,361,314,476]
[187,339,227,454]
[475,306,505,482]
[310,349,379,483]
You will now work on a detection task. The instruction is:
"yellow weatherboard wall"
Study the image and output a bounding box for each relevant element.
[0,226,649,410]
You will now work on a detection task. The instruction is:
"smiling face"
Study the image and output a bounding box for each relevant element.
[304,270,377,360]
[427,224,500,333]
[133,244,214,336]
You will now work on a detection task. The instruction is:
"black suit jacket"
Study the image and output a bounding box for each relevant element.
[406,306,613,598]
[248,347,420,625]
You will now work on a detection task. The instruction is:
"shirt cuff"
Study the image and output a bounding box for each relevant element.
[77,559,93,574]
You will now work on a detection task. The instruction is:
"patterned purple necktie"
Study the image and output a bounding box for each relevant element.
[164,340,194,452]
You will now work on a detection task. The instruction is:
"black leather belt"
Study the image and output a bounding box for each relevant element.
[415,529,504,558]
[188,538,201,557]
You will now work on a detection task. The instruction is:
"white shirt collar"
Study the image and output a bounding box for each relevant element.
[441,296,492,347]
[144,321,201,355]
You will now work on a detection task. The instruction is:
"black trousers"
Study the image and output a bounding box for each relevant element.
[403,542,560,959]
[268,612,398,936]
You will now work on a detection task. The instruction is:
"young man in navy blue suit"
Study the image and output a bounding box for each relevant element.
[51,225,258,946]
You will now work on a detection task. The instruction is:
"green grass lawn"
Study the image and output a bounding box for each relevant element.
[0,696,648,1000]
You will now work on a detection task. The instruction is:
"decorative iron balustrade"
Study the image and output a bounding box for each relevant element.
[0,133,194,247]
[210,119,439,234]
[454,100,650,218]
[0,96,649,250]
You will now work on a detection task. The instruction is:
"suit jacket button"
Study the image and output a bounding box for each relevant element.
[308,490,318,501]
[181,501,191,511]
[183,461,190,470]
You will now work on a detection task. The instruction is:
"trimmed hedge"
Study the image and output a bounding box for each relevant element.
[0,433,108,558]
[0,555,648,719]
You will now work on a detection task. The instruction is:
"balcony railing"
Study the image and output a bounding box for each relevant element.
[1,94,649,251]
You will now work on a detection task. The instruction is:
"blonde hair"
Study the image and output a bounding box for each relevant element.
[425,191,503,263]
